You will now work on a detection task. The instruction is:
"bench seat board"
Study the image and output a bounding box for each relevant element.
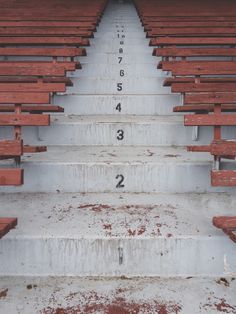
[0,169,23,186]
[0,217,17,238]
[0,92,50,104]
[0,105,64,113]
[0,140,23,156]
[211,170,236,186]
[184,114,236,126]
[0,114,50,126]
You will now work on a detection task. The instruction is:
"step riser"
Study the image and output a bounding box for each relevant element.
[0,237,235,276]
[54,95,180,115]
[66,78,169,94]
[0,162,234,193]
[94,33,148,39]
[90,43,152,53]
[2,116,235,146]
[70,64,162,78]
[1,123,234,146]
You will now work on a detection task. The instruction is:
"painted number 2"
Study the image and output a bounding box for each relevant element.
[116,175,125,188]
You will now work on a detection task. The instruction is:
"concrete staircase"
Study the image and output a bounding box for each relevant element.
[0,1,236,313]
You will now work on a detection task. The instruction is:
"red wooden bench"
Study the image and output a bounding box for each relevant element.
[213,216,236,242]
[135,0,236,187]
[0,217,17,238]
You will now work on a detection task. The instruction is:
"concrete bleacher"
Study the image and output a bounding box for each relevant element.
[0,0,235,312]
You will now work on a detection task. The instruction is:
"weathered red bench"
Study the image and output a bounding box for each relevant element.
[0,217,17,238]
[213,216,236,242]
[153,47,236,58]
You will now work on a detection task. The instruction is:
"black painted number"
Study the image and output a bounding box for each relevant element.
[117,83,122,91]
[116,103,121,112]
[116,175,125,188]
[120,69,124,77]
[118,57,122,64]
[117,129,124,140]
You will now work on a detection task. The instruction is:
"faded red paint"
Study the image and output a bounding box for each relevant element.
[103,224,112,230]
[202,297,236,313]
[42,290,182,314]
[43,300,181,314]
[216,299,236,313]
[127,229,136,236]
[79,204,111,212]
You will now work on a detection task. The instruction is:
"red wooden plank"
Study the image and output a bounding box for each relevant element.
[0,83,66,92]
[187,140,236,157]
[0,114,50,126]
[213,216,236,229]
[0,223,10,238]
[0,47,86,57]
[211,140,236,156]
[174,105,236,113]
[162,61,236,76]
[148,27,236,37]
[172,83,236,93]
[0,61,79,71]
[0,37,89,46]
[0,21,96,28]
[0,169,23,186]
[145,21,236,28]
[0,77,72,86]
[227,231,236,243]
[0,218,17,229]
[154,47,236,57]
[0,27,93,37]
[150,37,236,46]
[184,114,236,126]
[0,140,23,156]
[143,17,236,23]
[164,77,236,87]
[212,170,236,186]
[187,145,211,152]
[23,146,47,153]
[185,93,236,104]
[0,105,64,113]
[0,92,49,104]
[0,66,65,77]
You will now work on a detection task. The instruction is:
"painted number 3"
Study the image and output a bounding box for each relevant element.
[117,129,124,140]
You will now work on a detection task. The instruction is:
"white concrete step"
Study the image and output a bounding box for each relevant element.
[94,33,147,39]
[70,64,162,78]
[0,192,236,277]
[41,115,236,146]
[89,42,152,53]
[2,115,235,146]
[65,77,169,94]
[89,38,150,46]
[0,146,235,193]
[53,94,180,115]
[79,53,158,65]
[1,276,236,314]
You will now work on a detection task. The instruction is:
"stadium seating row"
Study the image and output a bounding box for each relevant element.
[134,0,236,243]
[0,0,108,238]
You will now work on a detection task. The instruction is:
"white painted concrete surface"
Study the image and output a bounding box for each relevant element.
[0,0,235,306]
[0,192,236,277]
[1,276,236,314]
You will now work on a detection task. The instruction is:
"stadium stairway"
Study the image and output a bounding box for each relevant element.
[0,0,236,313]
